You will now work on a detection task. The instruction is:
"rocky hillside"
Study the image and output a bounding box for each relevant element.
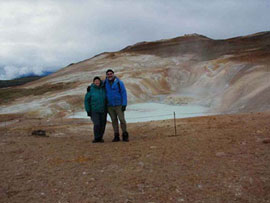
[0,32,269,117]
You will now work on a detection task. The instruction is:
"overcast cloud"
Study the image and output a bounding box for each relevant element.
[0,0,269,79]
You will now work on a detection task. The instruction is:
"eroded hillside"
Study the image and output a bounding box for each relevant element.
[0,32,269,118]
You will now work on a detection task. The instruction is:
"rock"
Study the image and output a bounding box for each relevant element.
[256,130,263,134]
[16,159,24,163]
[31,130,48,137]
[138,161,144,167]
[216,152,226,157]
[249,177,253,184]
[262,138,270,144]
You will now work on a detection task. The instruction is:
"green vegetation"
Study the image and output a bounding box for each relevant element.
[0,82,75,105]
[0,76,43,88]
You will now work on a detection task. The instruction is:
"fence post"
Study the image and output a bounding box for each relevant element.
[174,112,177,136]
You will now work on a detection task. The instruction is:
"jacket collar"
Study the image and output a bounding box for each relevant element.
[106,76,119,85]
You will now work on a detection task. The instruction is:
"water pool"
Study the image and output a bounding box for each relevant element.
[70,103,210,123]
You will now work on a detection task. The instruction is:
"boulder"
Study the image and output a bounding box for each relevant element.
[31,130,48,137]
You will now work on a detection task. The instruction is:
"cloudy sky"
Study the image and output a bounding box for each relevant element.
[0,0,269,80]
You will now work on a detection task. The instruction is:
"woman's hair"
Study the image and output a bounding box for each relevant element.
[93,76,101,82]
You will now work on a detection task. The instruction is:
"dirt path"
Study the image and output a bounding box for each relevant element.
[1,112,270,202]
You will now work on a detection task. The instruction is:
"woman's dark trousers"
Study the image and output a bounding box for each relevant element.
[91,112,107,140]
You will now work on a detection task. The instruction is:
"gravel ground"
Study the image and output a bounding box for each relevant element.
[0,112,270,202]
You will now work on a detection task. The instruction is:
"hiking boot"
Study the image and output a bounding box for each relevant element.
[92,139,99,143]
[99,138,104,143]
[112,133,120,142]
[122,132,129,142]
[92,138,104,143]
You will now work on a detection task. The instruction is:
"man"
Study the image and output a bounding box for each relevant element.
[105,69,129,142]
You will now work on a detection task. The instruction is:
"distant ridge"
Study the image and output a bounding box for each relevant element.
[120,33,212,53]
[119,31,270,60]
[0,71,54,88]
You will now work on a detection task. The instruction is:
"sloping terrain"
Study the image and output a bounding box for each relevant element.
[0,112,270,202]
[0,32,269,118]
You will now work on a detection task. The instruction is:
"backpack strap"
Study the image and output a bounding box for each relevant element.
[117,81,121,93]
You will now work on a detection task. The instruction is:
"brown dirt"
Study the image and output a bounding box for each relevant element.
[0,112,270,202]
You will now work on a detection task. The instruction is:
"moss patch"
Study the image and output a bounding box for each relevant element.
[0,82,75,105]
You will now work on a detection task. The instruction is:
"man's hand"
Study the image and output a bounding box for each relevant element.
[87,111,92,117]
[121,106,126,112]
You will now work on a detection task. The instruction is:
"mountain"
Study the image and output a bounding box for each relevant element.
[0,76,43,88]
[0,31,269,117]
[0,71,54,88]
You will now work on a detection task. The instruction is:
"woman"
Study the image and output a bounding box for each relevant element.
[84,76,107,143]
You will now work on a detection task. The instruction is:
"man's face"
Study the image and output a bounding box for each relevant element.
[106,71,114,80]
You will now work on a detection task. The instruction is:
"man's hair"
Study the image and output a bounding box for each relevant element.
[106,69,114,74]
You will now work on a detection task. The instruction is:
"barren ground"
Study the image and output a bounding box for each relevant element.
[0,112,270,202]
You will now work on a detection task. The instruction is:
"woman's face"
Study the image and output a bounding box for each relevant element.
[94,79,101,86]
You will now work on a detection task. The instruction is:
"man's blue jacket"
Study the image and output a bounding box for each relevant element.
[105,77,127,107]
